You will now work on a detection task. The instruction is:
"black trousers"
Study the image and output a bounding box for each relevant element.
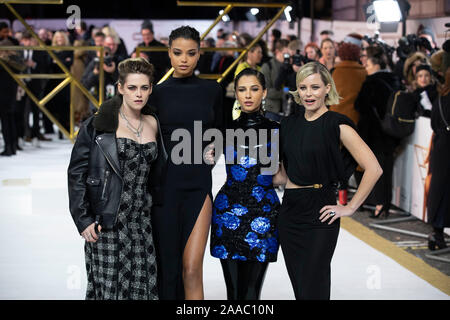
[278,187,340,300]
[0,110,17,153]
[14,98,25,139]
[220,259,268,300]
[24,96,41,138]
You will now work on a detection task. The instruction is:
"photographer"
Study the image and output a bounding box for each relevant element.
[260,39,289,122]
[274,40,309,116]
[81,46,118,115]
[394,33,435,84]
[417,25,438,55]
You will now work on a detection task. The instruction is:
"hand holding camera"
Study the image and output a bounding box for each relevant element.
[93,55,116,75]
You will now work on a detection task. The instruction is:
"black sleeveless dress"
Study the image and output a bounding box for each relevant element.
[278,108,356,300]
[149,74,223,299]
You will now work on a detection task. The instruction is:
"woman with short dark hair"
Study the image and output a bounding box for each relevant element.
[68,57,166,300]
[149,26,223,300]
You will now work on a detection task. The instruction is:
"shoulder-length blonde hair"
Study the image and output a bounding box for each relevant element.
[290,61,340,105]
[51,31,70,46]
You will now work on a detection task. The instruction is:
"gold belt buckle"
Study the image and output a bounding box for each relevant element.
[313,184,322,189]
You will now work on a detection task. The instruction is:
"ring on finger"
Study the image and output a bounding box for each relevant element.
[329,211,336,217]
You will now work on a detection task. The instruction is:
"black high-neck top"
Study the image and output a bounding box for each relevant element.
[280,108,357,187]
[234,111,266,129]
[149,74,223,187]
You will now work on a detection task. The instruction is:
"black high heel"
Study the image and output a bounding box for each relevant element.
[428,233,448,251]
[370,204,390,219]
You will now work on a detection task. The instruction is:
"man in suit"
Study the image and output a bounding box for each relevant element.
[131,20,169,84]
[20,31,51,143]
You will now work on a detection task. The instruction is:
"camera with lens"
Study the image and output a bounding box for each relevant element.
[292,50,308,66]
[284,50,308,66]
[396,34,435,59]
[363,34,395,59]
[94,55,114,69]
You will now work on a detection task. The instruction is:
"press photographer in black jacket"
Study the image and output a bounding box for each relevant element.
[354,46,402,219]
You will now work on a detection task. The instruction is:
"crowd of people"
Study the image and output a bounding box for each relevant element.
[1,19,449,300]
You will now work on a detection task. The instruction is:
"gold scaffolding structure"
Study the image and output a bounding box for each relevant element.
[0,0,105,142]
[0,1,288,141]
[136,1,288,84]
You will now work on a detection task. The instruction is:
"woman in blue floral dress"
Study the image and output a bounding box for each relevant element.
[210,68,280,300]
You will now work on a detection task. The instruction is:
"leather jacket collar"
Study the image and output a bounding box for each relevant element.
[92,94,156,133]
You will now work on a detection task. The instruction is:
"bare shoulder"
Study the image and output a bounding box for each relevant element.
[339,123,358,138]
[142,114,158,127]
[143,114,158,129]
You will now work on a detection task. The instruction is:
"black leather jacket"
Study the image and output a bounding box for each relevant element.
[67,95,168,234]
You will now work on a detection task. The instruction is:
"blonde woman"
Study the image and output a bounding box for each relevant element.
[102,25,128,61]
[44,31,73,137]
[274,62,382,299]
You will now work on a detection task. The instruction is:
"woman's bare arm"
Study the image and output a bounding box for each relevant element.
[320,124,383,224]
[272,161,288,186]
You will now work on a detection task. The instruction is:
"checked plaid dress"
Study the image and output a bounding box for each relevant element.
[84,137,158,300]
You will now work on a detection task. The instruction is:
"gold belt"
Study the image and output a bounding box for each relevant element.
[296,184,323,189]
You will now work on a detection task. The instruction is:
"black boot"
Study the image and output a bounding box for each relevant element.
[0,146,14,156]
[428,230,448,251]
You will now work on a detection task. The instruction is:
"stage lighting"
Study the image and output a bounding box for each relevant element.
[250,8,259,16]
[219,10,230,22]
[373,0,402,22]
[284,6,293,22]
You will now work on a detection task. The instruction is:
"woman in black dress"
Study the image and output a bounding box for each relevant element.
[274,62,382,299]
[68,58,166,299]
[427,66,450,250]
[210,68,280,300]
[149,26,223,300]
[354,46,402,218]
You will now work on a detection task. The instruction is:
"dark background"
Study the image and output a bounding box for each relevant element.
[0,0,332,23]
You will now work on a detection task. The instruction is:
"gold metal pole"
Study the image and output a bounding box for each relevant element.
[70,82,75,142]
[39,77,72,106]
[217,4,288,83]
[1,1,107,141]
[99,46,104,106]
[177,1,286,8]
[5,3,100,109]
[15,74,67,79]
[0,0,62,3]
[0,59,67,135]
[0,59,39,106]
[200,4,233,41]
